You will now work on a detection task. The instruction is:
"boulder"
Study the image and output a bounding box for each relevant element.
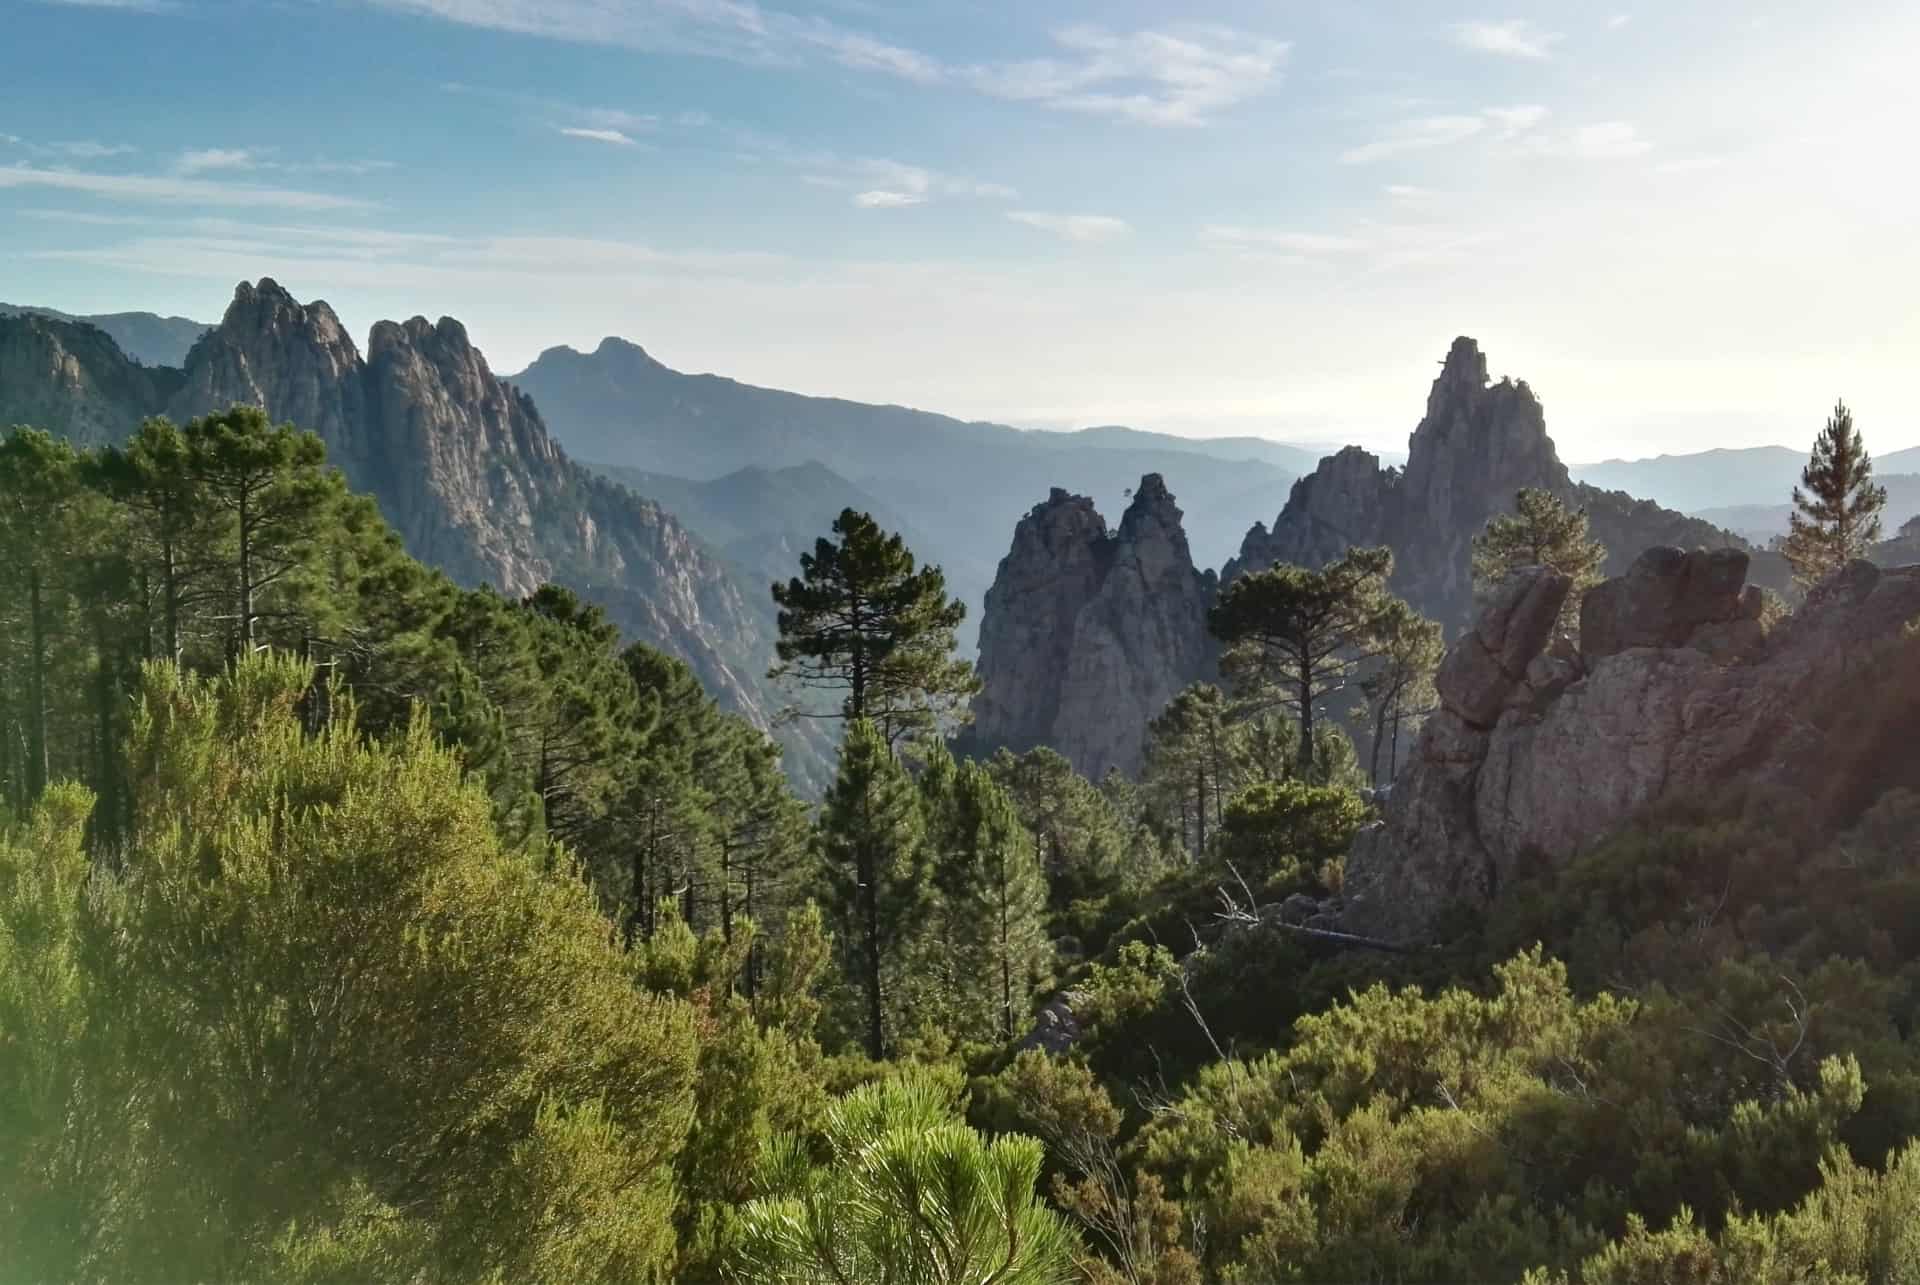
[1579,545,1757,663]
[1343,554,1920,941]
[1434,567,1571,727]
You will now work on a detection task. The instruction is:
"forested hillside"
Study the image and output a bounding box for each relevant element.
[6,394,1920,1282]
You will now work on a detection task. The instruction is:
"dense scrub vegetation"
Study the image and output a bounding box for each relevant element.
[5,411,1920,1282]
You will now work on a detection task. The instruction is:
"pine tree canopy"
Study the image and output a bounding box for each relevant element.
[1207,545,1396,776]
[771,508,980,745]
[1782,398,1887,589]
[1471,487,1607,634]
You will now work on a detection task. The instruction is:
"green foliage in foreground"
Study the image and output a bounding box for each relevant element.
[734,1074,1079,1285]
[1,655,702,1281]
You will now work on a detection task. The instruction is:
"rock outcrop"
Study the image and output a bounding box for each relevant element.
[1227,337,1768,630]
[1344,549,1920,941]
[969,475,1217,779]
[0,313,184,446]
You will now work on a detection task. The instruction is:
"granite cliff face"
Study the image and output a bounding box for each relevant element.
[1,280,795,767]
[1227,338,1762,631]
[0,313,184,446]
[969,475,1217,778]
[1343,550,1920,941]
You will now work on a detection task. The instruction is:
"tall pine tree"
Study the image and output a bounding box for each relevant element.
[771,509,979,745]
[1782,399,1887,589]
[920,745,1051,1042]
[814,718,929,1058]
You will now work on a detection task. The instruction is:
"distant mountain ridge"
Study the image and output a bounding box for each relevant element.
[595,460,990,652]
[1574,443,1920,513]
[0,302,210,368]
[506,337,1312,642]
[1693,473,1920,544]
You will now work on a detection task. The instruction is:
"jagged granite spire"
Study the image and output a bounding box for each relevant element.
[1227,336,1760,631]
[968,474,1217,779]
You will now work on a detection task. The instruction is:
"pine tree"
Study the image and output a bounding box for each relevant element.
[921,748,1051,1042]
[1207,546,1395,778]
[815,718,929,1059]
[89,417,223,663]
[1359,599,1443,786]
[0,431,86,808]
[3,654,705,1280]
[1782,399,1887,589]
[179,406,343,655]
[771,508,980,745]
[988,746,1132,914]
[1141,683,1237,857]
[1471,487,1607,634]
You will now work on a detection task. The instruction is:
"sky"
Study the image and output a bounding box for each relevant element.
[2,0,1916,463]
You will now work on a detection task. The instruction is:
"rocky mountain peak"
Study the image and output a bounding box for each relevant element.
[1227,337,1736,632]
[170,279,366,449]
[1426,335,1490,415]
[968,474,1216,778]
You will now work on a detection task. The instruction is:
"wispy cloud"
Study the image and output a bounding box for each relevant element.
[1340,114,1486,164]
[176,147,255,174]
[0,165,374,210]
[965,25,1290,126]
[1201,226,1367,256]
[1342,104,1546,164]
[557,126,639,146]
[170,146,396,176]
[47,140,135,158]
[1510,120,1653,160]
[1006,210,1130,242]
[1453,19,1563,58]
[784,152,1015,205]
[1560,121,1653,158]
[397,6,1286,127]
[1607,13,1632,29]
[1484,104,1550,137]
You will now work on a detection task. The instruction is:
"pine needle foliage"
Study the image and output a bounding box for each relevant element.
[1471,487,1608,635]
[1782,399,1887,589]
[771,508,980,745]
[734,1073,1080,1285]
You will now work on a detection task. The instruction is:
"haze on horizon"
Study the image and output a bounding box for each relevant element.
[3,0,1915,463]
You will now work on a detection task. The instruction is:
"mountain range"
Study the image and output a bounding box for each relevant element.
[504,338,1316,634]
[6,283,1911,791]
[1573,443,1920,514]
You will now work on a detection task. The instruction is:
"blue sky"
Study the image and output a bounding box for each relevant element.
[3,0,1916,461]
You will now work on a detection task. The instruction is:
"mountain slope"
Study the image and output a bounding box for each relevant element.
[0,302,211,368]
[0,312,185,444]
